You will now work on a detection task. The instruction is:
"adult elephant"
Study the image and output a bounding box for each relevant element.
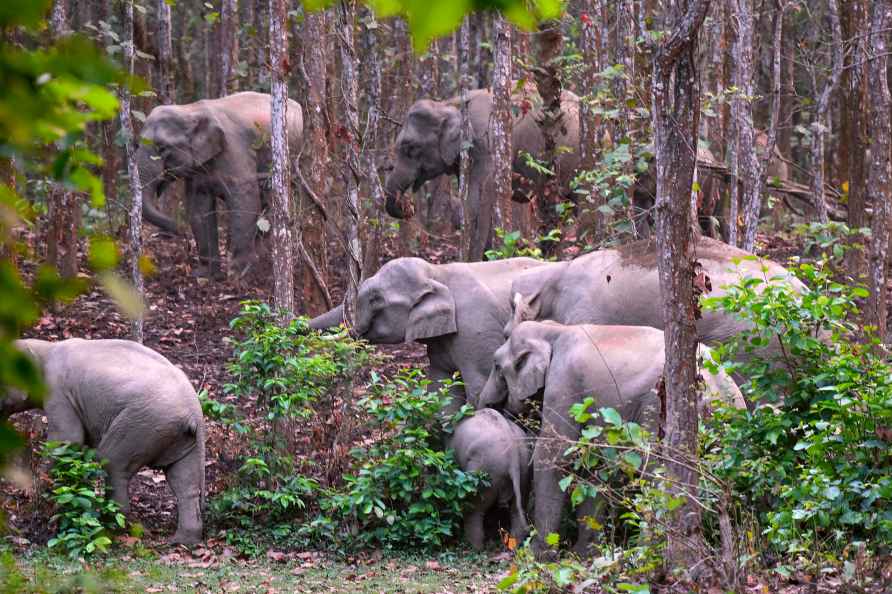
[503,236,805,377]
[308,256,550,406]
[383,86,580,260]
[137,92,304,279]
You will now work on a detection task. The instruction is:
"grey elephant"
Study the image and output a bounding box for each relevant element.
[383,86,580,259]
[449,409,531,550]
[138,91,303,279]
[504,236,804,373]
[2,339,206,544]
[309,256,550,407]
[477,321,743,555]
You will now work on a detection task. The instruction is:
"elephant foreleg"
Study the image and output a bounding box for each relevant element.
[225,183,262,279]
[165,448,204,545]
[187,185,222,279]
[532,403,580,559]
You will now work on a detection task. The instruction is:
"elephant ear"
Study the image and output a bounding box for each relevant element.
[190,113,224,166]
[439,107,462,168]
[508,338,551,401]
[406,279,457,342]
[509,292,542,333]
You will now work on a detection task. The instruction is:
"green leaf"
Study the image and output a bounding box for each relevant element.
[545,532,560,547]
[600,407,623,427]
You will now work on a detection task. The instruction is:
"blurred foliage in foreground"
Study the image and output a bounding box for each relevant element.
[0,0,124,469]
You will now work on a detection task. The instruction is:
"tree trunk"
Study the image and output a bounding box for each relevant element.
[578,2,606,243]
[741,0,785,251]
[728,0,756,248]
[844,0,869,275]
[810,0,843,225]
[651,0,712,571]
[337,0,363,327]
[360,7,387,278]
[533,19,564,259]
[120,0,145,343]
[220,0,239,96]
[156,0,175,104]
[458,18,475,261]
[866,0,892,343]
[269,0,294,318]
[296,10,332,314]
[487,15,513,251]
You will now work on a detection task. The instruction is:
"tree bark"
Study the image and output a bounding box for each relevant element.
[533,19,564,259]
[578,1,606,243]
[809,0,843,225]
[296,10,332,314]
[269,0,294,318]
[458,18,475,261]
[728,0,756,248]
[220,0,239,96]
[741,0,786,251]
[844,0,869,275]
[866,0,892,343]
[337,0,363,327]
[651,0,712,571]
[487,15,513,249]
[360,8,387,278]
[120,0,145,343]
[156,0,175,104]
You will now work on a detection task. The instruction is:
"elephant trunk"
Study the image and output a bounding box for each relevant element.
[383,165,417,219]
[476,371,507,410]
[137,146,180,236]
[308,304,344,331]
[2,340,53,418]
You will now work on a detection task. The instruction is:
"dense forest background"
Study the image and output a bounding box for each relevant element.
[1,0,891,591]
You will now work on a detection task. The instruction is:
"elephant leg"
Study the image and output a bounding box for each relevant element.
[464,484,499,551]
[45,397,85,445]
[187,187,223,279]
[572,494,604,557]
[225,183,261,279]
[532,405,580,559]
[165,448,204,545]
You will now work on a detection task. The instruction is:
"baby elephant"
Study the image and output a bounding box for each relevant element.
[477,321,742,555]
[450,409,531,550]
[2,338,206,544]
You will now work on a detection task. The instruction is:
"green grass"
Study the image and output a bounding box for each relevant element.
[1,547,508,593]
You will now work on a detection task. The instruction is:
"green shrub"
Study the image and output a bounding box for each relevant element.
[322,369,484,550]
[702,259,892,554]
[208,301,379,552]
[40,442,126,559]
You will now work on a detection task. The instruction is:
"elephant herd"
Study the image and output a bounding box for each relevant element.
[0,234,800,552]
[308,235,800,553]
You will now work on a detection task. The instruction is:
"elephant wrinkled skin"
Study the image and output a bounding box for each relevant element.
[138,91,303,279]
[383,86,580,259]
[478,321,743,556]
[3,339,206,545]
[503,236,805,375]
[308,256,549,407]
[450,409,531,550]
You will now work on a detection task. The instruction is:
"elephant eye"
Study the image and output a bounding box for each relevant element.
[515,352,529,370]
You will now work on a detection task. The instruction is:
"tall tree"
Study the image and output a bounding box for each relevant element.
[268,0,294,317]
[296,10,333,313]
[650,0,712,569]
[337,0,363,326]
[865,0,891,343]
[120,0,145,342]
[740,0,785,251]
[532,18,564,258]
[457,18,476,261]
[156,0,175,104]
[489,15,513,236]
[727,0,756,248]
[809,0,843,224]
[220,0,239,96]
[360,8,387,277]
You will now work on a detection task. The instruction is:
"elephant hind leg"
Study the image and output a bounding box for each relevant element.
[165,447,204,545]
[464,484,500,550]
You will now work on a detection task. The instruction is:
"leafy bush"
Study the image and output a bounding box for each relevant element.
[322,369,484,550]
[40,442,126,559]
[485,228,545,261]
[702,259,892,554]
[208,301,380,552]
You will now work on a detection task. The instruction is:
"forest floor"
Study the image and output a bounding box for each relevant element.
[1,223,887,593]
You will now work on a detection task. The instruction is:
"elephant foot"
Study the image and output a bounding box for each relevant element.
[169,528,203,546]
[191,263,225,281]
[532,536,560,562]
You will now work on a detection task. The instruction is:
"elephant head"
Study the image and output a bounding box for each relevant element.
[478,322,552,413]
[1,339,52,418]
[383,100,461,219]
[352,258,458,344]
[137,106,224,233]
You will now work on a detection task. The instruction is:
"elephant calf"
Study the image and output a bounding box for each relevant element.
[2,338,206,544]
[477,321,743,555]
[450,409,531,550]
